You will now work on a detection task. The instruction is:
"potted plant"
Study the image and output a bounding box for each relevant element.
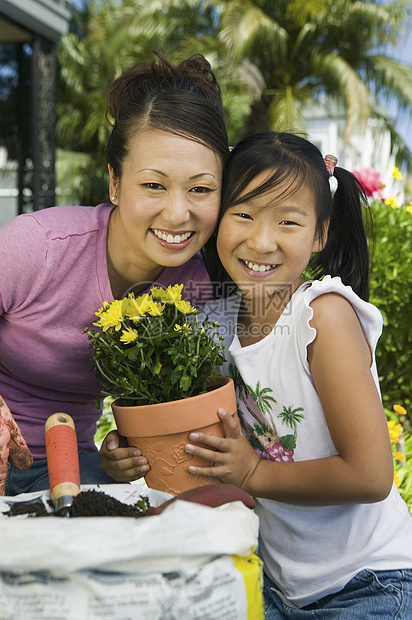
[85,284,236,495]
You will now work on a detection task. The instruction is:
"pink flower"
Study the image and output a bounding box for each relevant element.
[255,442,294,462]
[352,168,385,199]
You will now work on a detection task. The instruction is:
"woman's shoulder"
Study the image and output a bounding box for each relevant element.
[33,204,112,238]
[0,204,113,240]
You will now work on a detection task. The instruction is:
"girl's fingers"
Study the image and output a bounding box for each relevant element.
[185,442,229,464]
[187,464,222,478]
[188,410,240,448]
[217,408,240,435]
[187,432,225,451]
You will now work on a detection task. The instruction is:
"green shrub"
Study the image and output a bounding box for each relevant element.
[369,201,412,429]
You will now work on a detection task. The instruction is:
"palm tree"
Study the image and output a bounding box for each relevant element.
[218,0,412,165]
[56,0,250,202]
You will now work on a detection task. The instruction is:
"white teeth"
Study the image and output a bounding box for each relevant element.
[244,260,276,272]
[153,229,191,244]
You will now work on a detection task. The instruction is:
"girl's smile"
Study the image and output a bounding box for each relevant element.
[240,259,278,276]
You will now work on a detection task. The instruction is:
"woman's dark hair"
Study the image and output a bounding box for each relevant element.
[105,51,229,178]
[205,131,371,300]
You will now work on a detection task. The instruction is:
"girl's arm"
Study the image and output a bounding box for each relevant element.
[186,293,394,505]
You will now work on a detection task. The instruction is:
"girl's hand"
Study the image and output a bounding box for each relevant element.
[99,430,150,482]
[185,409,260,490]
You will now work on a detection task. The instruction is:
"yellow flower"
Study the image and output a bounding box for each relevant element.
[164,284,184,304]
[174,323,192,333]
[392,166,403,180]
[96,299,124,331]
[150,286,170,302]
[393,404,407,416]
[148,301,164,316]
[384,195,399,209]
[123,293,152,319]
[95,301,110,316]
[120,327,139,345]
[387,420,402,443]
[394,471,401,487]
[407,203,412,215]
[395,451,406,463]
[175,299,196,314]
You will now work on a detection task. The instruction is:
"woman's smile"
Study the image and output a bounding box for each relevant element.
[151,228,194,247]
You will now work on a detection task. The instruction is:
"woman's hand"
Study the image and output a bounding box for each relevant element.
[99,430,150,483]
[185,409,260,490]
[0,396,33,495]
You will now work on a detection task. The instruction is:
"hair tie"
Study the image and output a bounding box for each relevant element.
[324,155,338,195]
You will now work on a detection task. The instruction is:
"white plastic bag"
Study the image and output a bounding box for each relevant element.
[0,484,264,619]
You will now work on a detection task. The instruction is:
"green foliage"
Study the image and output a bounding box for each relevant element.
[368,201,412,427]
[94,396,116,448]
[85,284,226,406]
[218,0,412,165]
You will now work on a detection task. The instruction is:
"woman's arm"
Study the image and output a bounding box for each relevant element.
[186,294,394,505]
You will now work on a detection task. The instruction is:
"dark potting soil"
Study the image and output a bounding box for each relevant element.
[5,489,150,518]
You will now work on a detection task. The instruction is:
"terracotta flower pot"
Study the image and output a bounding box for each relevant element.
[112,376,236,495]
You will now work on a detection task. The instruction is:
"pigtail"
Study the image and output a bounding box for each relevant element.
[311,167,371,301]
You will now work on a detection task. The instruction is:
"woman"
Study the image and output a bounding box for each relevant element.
[0,51,229,494]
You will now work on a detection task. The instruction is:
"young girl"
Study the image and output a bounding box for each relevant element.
[186,132,412,618]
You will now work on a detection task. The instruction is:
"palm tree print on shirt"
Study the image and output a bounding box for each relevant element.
[228,363,304,462]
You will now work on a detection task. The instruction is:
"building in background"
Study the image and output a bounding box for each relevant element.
[0,0,72,226]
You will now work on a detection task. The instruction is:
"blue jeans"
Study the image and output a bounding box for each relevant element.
[263,569,412,619]
[5,452,116,496]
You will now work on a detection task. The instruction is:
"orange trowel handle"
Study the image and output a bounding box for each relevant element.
[45,413,80,508]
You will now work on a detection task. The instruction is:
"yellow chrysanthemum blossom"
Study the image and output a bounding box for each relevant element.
[150,286,170,302]
[164,284,184,304]
[95,301,110,317]
[394,471,401,487]
[387,420,402,444]
[96,299,124,331]
[120,327,139,345]
[393,404,407,416]
[395,451,406,463]
[384,195,399,209]
[124,293,153,320]
[392,166,403,180]
[148,301,164,316]
[175,299,196,314]
[174,323,192,333]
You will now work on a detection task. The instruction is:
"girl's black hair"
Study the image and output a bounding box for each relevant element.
[204,131,371,301]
